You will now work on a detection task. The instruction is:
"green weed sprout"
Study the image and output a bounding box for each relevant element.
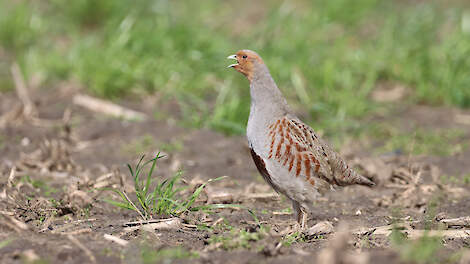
[104,153,244,220]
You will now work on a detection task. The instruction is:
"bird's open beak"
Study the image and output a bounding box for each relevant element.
[227,54,238,68]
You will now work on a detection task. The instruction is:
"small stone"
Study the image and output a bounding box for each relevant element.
[305,221,334,237]
[21,137,30,146]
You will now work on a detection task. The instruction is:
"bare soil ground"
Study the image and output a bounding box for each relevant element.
[1,87,470,264]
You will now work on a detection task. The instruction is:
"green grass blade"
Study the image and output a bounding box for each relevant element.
[178,176,227,214]
[144,153,160,197]
[154,197,183,214]
[133,155,146,177]
[189,203,243,211]
[102,198,134,210]
[127,164,134,178]
[246,208,260,225]
[133,155,146,193]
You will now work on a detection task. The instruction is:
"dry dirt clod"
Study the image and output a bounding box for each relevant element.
[261,241,284,257]
[356,157,392,185]
[439,216,470,228]
[305,221,334,237]
[435,212,448,221]
[371,82,407,103]
[206,188,234,204]
[66,189,93,209]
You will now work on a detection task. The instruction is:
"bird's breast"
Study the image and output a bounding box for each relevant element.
[247,114,272,158]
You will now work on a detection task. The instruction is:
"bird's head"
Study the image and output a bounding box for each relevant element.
[227,50,265,81]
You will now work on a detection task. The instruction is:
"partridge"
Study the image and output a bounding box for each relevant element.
[227,50,374,228]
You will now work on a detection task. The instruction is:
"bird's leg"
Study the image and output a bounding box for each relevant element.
[291,200,305,231]
[292,200,300,221]
[278,200,309,239]
[300,207,308,229]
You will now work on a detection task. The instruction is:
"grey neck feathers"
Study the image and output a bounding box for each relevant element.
[249,63,290,119]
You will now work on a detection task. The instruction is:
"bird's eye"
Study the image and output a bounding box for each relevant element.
[242,55,247,59]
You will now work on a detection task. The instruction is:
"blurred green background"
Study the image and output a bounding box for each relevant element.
[1,0,470,139]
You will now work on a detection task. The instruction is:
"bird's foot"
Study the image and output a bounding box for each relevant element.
[279,222,307,237]
[295,221,308,233]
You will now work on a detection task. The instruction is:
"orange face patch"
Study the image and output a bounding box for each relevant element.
[230,50,264,81]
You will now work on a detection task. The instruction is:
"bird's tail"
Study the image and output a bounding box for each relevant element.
[352,172,375,187]
[333,156,375,187]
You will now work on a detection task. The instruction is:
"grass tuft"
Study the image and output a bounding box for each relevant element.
[104,153,238,220]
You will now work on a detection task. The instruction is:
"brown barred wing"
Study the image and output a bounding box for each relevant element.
[266,118,334,192]
[289,118,375,187]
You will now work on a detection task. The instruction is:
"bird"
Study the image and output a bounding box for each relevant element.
[227,50,374,229]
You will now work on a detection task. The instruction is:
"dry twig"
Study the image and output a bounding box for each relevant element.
[11,62,36,118]
[0,212,29,233]
[123,217,181,227]
[61,228,92,236]
[123,218,182,233]
[73,94,147,121]
[46,218,97,234]
[7,166,16,188]
[103,234,129,246]
[439,216,470,228]
[354,224,470,240]
[243,192,279,201]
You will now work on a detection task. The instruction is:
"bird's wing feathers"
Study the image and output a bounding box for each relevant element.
[267,117,374,188]
[267,117,332,192]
